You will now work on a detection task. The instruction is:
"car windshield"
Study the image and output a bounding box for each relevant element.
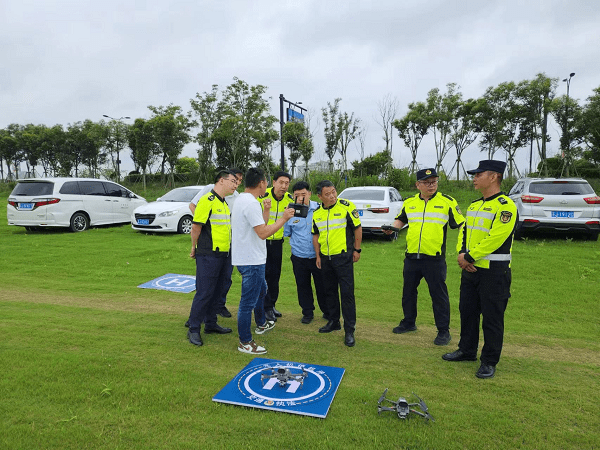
[529,181,594,195]
[340,190,385,201]
[159,188,201,202]
[11,181,54,196]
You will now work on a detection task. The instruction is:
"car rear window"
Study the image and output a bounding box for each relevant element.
[11,181,54,196]
[529,181,594,195]
[340,190,385,201]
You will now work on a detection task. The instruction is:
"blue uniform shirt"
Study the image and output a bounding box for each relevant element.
[284,200,319,259]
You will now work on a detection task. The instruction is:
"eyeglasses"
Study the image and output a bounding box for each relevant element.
[419,180,438,187]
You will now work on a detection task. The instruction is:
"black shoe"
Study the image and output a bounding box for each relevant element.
[344,331,355,347]
[264,309,277,322]
[392,321,417,334]
[273,308,282,318]
[319,320,341,333]
[442,349,477,362]
[184,320,190,328]
[187,330,203,346]
[301,316,313,324]
[218,306,232,318]
[476,363,496,379]
[434,330,451,346]
[204,324,232,334]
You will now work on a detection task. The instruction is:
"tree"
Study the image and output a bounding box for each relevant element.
[190,85,222,179]
[322,98,342,170]
[148,104,193,187]
[337,112,360,176]
[0,125,19,180]
[426,84,460,173]
[393,101,429,174]
[127,118,159,190]
[551,94,584,177]
[376,94,399,166]
[175,156,200,173]
[351,150,392,177]
[579,86,600,166]
[447,98,482,180]
[282,121,309,178]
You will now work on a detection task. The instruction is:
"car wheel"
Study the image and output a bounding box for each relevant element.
[514,222,524,240]
[385,231,398,241]
[178,215,193,234]
[70,212,90,232]
[587,232,599,241]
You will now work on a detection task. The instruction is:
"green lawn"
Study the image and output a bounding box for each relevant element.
[1,188,599,449]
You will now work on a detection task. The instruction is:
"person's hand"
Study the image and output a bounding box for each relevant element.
[383,229,393,235]
[190,246,196,259]
[263,198,271,209]
[457,253,477,272]
[353,250,361,263]
[315,255,321,269]
[282,206,295,221]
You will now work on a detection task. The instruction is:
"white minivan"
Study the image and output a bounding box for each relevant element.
[7,177,147,232]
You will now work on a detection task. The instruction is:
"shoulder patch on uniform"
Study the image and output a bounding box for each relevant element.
[208,194,215,201]
[500,210,513,223]
[258,192,269,199]
[498,197,508,205]
[339,199,350,206]
[455,205,462,216]
[352,209,360,218]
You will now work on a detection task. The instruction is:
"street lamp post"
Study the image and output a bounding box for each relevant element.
[103,114,131,182]
[562,73,575,176]
[279,95,306,171]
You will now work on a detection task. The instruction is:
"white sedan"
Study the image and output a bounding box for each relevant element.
[131,186,205,234]
[338,186,404,240]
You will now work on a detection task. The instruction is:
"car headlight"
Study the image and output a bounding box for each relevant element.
[158,210,178,217]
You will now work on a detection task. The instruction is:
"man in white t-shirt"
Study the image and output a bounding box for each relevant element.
[189,168,243,318]
[231,167,294,354]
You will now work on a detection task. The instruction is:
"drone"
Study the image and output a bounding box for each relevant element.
[261,367,308,388]
[377,388,435,422]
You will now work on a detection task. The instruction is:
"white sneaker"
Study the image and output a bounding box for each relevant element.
[255,320,276,335]
[238,340,267,354]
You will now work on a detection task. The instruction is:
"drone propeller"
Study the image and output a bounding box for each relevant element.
[413,393,428,412]
[378,388,389,405]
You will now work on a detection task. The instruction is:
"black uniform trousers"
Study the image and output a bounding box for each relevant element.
[320,252,356,332]
[188,253,231,333]
[458,266,511,366]
[290,254,328,319]
[264,239,283,311]
[401,257,450,331]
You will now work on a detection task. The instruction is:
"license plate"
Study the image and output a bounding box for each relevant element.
[137,219,150,225]
[19,203,34,210]
[551,211,574,218]
[358,210,363,216]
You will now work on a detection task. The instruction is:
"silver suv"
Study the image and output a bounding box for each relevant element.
[509,178,600,240]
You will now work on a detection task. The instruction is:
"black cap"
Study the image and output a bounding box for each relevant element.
[467,160,507,175]
[416,168,438,181]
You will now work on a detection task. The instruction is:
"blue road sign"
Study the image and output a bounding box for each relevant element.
[138,273,196,293]
[213,357,345,418]
[287,108,305,123]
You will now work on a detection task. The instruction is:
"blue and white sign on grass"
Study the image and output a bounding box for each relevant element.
[213,357,345,418]
[138,273,196,293]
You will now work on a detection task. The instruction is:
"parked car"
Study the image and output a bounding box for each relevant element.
[131,186,205,234]
[338,186,404,240]
[508,177,600,240]
[7,177,147,232]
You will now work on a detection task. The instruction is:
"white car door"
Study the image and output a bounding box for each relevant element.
[79,180,113,224]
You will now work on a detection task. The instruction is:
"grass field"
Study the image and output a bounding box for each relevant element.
[1,186,599,449]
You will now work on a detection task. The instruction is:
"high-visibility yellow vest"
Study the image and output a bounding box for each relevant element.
[312,199,361,256]
[457,192,517,269]
[193,190,231,254]
[258,188,294,240]
[397,192,465,258]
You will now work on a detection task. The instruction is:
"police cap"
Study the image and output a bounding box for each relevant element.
[416,168,438,181]
[467,160,507,175]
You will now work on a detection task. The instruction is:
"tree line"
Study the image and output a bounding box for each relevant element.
[1,73,599,187]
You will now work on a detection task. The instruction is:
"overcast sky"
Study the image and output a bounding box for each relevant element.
[2,0,599,177]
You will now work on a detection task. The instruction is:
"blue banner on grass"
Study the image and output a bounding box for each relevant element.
[213,357,345,418]
[138,273,196,293]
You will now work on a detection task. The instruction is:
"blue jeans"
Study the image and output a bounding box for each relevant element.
[237,264,268,343]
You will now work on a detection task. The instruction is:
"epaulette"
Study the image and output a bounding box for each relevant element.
[471,197,483,203]
[339,199,350,207]
[314,204,322,211]
[258,192,269,199]
[208,194,215,201]
[498,197,508,205]
[441,193,455,201]
[286,192,294,200]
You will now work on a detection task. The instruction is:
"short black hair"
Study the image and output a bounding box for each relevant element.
[273,171,291,182]
[229,167,243,176]
[244,167,266,189]
[292,181,310,192]
[315,180,334,195]
[214,169,236,183]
